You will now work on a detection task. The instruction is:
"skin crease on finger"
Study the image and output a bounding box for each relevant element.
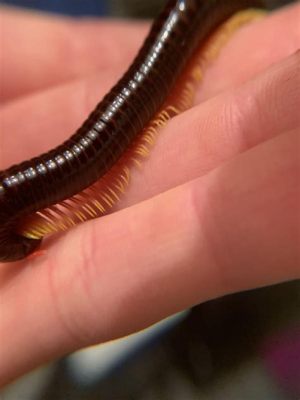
[0,4,300,386]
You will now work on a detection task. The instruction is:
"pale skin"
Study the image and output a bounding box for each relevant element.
[0,3,299,386]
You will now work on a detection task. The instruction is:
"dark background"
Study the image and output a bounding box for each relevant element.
[0,0,107,16]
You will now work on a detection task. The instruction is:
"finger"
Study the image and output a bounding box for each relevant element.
[1,51,299,207]
[0,7,148,102]
[1,128,299,384]
[122,51,300,207]
[197,2,300,101]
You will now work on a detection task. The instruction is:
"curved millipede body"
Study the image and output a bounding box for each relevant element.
[0,0,265,262]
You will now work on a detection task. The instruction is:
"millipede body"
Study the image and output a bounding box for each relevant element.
[0,0,264,262]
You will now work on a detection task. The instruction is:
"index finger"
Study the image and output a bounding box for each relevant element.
[0,7,148,102]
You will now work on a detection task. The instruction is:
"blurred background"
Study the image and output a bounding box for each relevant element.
[0,1,299,399]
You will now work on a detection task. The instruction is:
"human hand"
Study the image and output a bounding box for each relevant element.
[0,3,299,385]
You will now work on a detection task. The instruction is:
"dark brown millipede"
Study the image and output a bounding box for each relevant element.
[0,0,265,262]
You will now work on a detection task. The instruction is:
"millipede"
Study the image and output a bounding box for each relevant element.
[0,0,265,262]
